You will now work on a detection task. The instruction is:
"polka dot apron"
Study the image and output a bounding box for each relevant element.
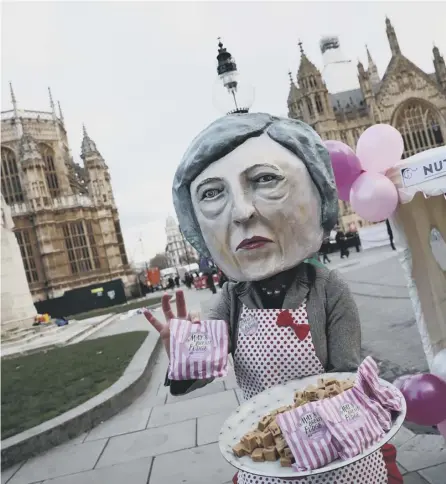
[233,302,388,484]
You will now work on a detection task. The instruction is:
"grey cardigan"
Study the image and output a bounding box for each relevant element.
[167,262,361,395]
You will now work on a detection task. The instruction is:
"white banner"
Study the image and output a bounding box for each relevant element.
[400,153,446,188]
[358,223,389,251]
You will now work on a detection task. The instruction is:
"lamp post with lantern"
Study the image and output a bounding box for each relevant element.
[212,38,255,115]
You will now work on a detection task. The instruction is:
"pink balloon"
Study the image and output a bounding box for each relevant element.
[350,172,399,222]
[437,419,446,442]
[356,124,404,173]
[393,374,413,392]
[394,373,446,426]
[324,140,362,201]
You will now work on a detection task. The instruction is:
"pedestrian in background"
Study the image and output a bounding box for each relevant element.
[320,237,331,264]
[206,271,217,294]
[386,219,397,251]
[336,228,349,259]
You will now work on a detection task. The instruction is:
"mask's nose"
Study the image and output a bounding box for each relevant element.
[232,190,255,225]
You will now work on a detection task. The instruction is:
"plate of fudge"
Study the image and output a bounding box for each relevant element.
[219,357,406,478]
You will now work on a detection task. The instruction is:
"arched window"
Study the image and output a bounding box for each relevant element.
[394,101,445,158]
[38,144,60,197]
[315,94,324,114]
[306,98,314,116]
[1,147,24,205]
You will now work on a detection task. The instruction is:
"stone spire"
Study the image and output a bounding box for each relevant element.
[81,124,101,159]
[58,101,65,126]
[9,82,18,114]
[433,45,446,90]
[366,45,380,85]
[357,59,377,124]
[48,87,56,116]
[9,82,24,138]
[298,41,320,78]
[386,17,401,56]
[287,70,302,119]
[295,40,334,124]
[81,126,112,205]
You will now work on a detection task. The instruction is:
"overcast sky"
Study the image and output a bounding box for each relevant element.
[2,1,446,264]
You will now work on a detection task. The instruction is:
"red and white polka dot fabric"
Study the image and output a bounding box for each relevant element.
[233,303,387,484]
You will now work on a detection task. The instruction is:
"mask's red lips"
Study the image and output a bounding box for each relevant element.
[236,236,273,251]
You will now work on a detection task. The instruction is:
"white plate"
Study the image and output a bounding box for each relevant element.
[219,372,406,478]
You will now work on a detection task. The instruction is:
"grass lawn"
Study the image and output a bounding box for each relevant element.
[69,295,162,321]
[1,331,148,440]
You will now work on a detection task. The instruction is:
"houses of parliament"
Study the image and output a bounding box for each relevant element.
[1,88,132,303]
[287,18,446,231]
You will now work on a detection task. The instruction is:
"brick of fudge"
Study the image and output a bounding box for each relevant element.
[280,456,293,467]
[251,448,265,462]
[258,414,273,431]
[241,432,259,453]
[268,421,281,437]
[275,436,287,455]
[260,431,274,448]
[283,447,294,459]
[275,406,290,414]
[232,443,248,458]
[263,446,279,462]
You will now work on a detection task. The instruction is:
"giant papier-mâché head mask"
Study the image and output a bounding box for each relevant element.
[172,113,338,282]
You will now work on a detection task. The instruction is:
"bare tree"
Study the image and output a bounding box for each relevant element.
[149,253,169,269]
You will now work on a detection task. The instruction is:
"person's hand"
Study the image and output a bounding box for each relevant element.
[143,290,200,356]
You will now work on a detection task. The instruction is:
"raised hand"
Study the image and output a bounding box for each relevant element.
[143,290,198,356]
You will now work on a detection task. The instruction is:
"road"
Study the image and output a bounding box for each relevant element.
[4,246,441,484]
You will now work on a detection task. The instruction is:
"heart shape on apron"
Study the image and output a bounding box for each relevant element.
[276,310,310,341]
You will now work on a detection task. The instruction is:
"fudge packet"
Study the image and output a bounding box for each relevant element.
[168,319,228,380]
[276,401,338,472]
[357,357,403,412]
[317,386,385,460]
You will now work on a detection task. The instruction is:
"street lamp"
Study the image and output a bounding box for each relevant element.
[212,38,255,115]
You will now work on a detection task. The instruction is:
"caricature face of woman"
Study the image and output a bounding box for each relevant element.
[190,134,324,281]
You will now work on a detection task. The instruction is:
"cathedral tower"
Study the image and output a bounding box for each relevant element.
[433,46,446,91]
[366,45,380,86]
[81,126,114,206]
[1,87,131,302]
[297,42,335,137]
[20,127,51,210]
[386,17,401,56]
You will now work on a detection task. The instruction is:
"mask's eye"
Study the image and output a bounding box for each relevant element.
[254,174,282,184]
[201,188,222,200]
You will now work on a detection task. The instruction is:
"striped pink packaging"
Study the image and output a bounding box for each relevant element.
[317,386,385,460]
[168,319,228,380]
[356,356,403,413]
[276,402,338,472]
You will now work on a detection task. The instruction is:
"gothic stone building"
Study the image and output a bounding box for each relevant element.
[165,215,199,268]
[1,87,131,302]
[287,18,446,231]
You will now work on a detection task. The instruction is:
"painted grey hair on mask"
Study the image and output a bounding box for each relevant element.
[172,113,338,257]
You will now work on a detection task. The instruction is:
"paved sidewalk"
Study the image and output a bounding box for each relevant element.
[2,261,445,484]
[3,350,445,484]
